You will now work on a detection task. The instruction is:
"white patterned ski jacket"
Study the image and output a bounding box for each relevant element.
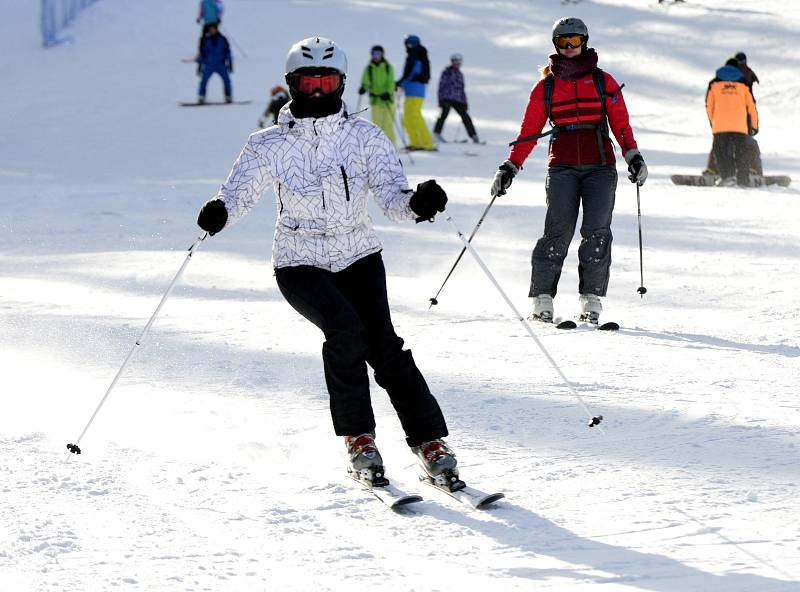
[215,102,416,272]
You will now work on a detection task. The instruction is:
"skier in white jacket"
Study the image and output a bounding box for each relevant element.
[197,37,460,489]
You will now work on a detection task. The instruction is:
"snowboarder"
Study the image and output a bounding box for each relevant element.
[258,85,289,128]
[703,52,762,182]
[197,0,224,35]
[705,58,759,187]
[196,37,460,488]
[396,34,434,151]
[433,53,481,145]
[490,17,647,324]
[195,23,233,104]
[357,45,396,144]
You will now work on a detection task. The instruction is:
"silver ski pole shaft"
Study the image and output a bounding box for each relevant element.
[64,233,208,461]
[445,216,603,428]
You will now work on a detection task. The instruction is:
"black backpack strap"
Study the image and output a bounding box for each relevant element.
[508,75,557,146]
[592,68,611,165]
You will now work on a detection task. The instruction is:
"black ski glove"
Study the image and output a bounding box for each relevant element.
[227,63,233,74]
[749,127,758,136]
[625,149,648,185]
[490,160,518,196]
[358,86,367,96]
[197,198,228,235]
[409,180,448,223]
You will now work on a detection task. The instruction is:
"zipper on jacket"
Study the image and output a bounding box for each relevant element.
[340,166,351,201]
[322,190,325,209]
[573,81,582,164]
[278,183,284,214]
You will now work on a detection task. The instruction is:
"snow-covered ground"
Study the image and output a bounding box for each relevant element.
[2,0,799,590]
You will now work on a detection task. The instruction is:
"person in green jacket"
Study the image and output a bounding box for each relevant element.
[358,45,396,144]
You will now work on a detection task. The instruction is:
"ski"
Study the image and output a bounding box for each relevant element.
[559,320,619,331]
[347,473,422,509]
[178,100,253,107]
[420,476,504,510]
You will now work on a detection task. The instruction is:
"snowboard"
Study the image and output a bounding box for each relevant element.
[670,174,791,187]
[179,100,252,107]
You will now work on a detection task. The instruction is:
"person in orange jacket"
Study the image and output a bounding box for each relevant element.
[705,59,759,187]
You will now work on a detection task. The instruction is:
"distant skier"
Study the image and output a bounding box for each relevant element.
[357,45,396,144]
[396,34,434,150]
[433,53,481,145]
[705,58,759,187]
[196,37,463,490]
[490,17,646,325]
[197,0,224,35]
[258,85,289,128]
[196,23,233,104]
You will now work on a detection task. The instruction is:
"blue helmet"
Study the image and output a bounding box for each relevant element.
[405,34,421,47]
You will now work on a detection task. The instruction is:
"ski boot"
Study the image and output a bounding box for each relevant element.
[412,439,464,492]
[224,95,233,104]
[433,132,446,144]
[529,294,554,323]
[197,95,206,105]
[579,293,602,324]
[344,432,388,487]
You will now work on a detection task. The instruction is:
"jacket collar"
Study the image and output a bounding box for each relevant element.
[278,101,350,135]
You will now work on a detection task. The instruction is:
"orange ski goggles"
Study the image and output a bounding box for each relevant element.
[554,35,585,49]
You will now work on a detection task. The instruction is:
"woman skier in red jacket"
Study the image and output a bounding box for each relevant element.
[490,17,648,324]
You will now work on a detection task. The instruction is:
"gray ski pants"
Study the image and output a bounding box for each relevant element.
[529,165,617,298]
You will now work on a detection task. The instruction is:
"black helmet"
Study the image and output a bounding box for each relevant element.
[734,51,747,63]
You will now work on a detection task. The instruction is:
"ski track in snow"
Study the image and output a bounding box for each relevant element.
[2,0,800,590]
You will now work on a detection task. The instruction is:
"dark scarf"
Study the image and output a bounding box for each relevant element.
[548,48,599,80]
[289,92,343,119]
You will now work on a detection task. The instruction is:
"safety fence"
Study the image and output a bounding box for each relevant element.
[41,0,102,48]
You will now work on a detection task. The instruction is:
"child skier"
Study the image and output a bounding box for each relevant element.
[396,35,433,151]
[258,85,289,128]
[490,17,647,324]
[196,37,463,492]
[196,23,233,104]
[433,53,481,144]
[357,45,396,144]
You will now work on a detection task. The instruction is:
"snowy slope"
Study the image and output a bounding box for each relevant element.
[1,0,799,590]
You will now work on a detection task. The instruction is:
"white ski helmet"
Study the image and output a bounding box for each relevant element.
[552,17,589,42]
[285,37,348,76]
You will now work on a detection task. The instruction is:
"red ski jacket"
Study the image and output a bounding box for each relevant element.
[508,70,638,169]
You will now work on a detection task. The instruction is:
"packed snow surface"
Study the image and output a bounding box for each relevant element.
[1,0,799,590]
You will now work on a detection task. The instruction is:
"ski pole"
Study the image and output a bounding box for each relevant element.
[444,215,603,428]
[64,233,208,461]
[429,194,498,307]
[636,183,647,297]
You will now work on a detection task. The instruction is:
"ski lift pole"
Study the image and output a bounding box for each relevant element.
[444,215,603,428]
[64,233,208,461]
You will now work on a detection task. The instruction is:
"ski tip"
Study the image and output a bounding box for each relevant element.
[391,494,423,508]
[475,492,505,509]
[598,322,620,331]
[556,320,577,329]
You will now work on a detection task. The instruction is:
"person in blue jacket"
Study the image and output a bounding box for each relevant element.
[396,35,433,150]
[197,0,224,35]
[196,23,233,104]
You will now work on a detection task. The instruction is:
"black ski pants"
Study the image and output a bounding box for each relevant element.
[529,165,617,298]
[274,252,448,447]
[433,100,477,138]
[712,132,752,185]
[706,135,762,176]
